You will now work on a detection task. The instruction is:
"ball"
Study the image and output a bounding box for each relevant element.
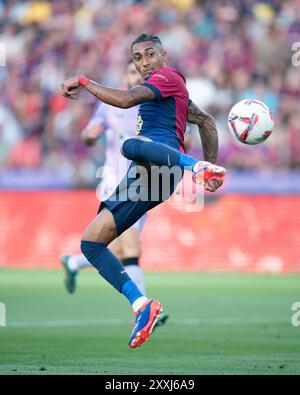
[227,99,274,145]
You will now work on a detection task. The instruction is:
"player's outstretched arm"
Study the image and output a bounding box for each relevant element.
[188,101,218,164]
[61,76,155,108]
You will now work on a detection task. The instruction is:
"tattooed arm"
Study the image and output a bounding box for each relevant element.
[61,76,155,108]
[188,101,219,164]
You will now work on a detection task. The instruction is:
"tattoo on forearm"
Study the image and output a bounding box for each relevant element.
[188,102,218,163]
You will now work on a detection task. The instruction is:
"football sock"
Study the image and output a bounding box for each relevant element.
[68,254,92,271]
[122,257,146,295]
[122,138,199,171]
[67,254,146,296]
[122,281,148,312]
[81,240,144,307]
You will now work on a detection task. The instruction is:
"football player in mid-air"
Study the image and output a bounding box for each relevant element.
[61,60,168,329]
[62,34,227,349]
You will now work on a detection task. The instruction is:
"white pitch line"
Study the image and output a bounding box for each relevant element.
[3,317,289,328]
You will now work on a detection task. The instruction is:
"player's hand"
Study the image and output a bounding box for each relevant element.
[204,177,224,192]
[61,76,80,99]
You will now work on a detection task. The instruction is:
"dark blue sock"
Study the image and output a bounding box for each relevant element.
[81,240,143,304]
[122,257,139,267]
[122,139,198,170]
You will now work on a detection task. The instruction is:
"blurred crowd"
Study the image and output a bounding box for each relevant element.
[0,0,300,187]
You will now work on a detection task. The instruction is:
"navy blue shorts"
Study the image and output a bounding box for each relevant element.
[98,161,183,236]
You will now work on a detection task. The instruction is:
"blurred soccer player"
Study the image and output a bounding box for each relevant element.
[62,34,227,348]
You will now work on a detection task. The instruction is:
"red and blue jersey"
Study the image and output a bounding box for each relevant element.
[137,66,189,153]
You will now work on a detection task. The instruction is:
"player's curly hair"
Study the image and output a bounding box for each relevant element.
[131,34,162,50]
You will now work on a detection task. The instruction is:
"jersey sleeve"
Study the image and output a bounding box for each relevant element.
[142,68,181,100]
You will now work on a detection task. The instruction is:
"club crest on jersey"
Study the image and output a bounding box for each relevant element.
[136,115,143,135]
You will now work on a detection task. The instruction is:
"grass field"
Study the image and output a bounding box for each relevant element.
[0,269,300,375]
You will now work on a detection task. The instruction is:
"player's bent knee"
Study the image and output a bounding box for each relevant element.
[121,138,141,159]
[119,228,141,258]
[121,136,152,158]
[109,238,123,261]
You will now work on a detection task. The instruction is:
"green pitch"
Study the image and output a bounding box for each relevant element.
[0,269,300,375]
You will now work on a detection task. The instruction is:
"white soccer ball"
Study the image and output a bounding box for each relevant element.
[227,99,274,145]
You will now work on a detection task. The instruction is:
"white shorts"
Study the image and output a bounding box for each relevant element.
[98,171,147,236]
[132,213,147,234]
